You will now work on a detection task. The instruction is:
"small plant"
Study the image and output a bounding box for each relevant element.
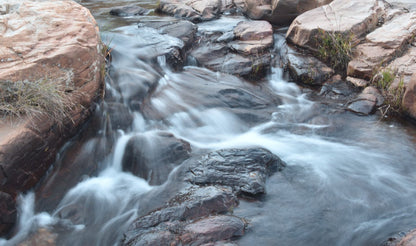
[316,28,354,73]
[0,79,76,125]
[372,68,406,116]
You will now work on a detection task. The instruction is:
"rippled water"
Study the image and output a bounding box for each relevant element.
[2,1,416,245]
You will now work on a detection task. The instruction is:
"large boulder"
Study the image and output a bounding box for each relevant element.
[157,0,222,22]
[286,0,384,52]
[0,0,104,236]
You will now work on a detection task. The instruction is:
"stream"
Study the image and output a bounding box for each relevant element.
[2,0,416,245]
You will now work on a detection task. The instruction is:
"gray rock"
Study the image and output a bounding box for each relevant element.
[110,5,149,16]
[347,93,377,115]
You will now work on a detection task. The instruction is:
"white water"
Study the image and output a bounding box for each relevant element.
[2,14,416,246]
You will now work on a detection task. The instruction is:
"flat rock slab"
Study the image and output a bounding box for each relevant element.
[286,0,383,52]
[348,12,416,80]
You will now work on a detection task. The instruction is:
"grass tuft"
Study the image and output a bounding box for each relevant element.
[0,79,76,125]
[316,29,354,74]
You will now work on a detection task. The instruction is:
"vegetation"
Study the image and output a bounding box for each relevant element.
[372,68,405,116]
[316,29,355,73]
[0,79,76,124]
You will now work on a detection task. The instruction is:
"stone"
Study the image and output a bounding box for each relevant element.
[347,93,377,115]
[284,45,334,85]
[386,44,416,87]
[396,229,416,246]
[230,20,273,55]
[363,86,384,106]
[286,0,384,52]
[123,186,239,245]
[122,131,191,185]
[157,0,221,22]
[18,228,58,246]
[110,5,149,16]
[0,0,104,236]
[185,148,285,196]
[180,215,245,245]
[141,67,281,124]
[0,191,16,237]
[348,12,416,80]
[347,76,369,88]
[269,0,333,25]
[403,73,416,120]
[242,0,272,20]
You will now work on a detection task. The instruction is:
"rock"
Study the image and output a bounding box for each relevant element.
[0,0,104,235]
[230,20,273,55]
[385,44,416,87]
[286,0,384,52]
[242,0,272,20]
[139,19,197,48]
[363,86,384,106]
[18,228,57,246]
[403,73,416,120]
[122,131,191,185]
[106,103,134,130]
[348,12,416,80]
[395,229,416,246]
[319,75,358,101]
[269,0,333,25]
[180,215,245,245]
[0,191,16,237]
[347,92,377,115]
[110,5,149,16]
[284,45,334,85]
[185,148,285,196]
[141,66,280,124]
[123,186,239,245]
[157,0,221,22]
[347,76,369,88]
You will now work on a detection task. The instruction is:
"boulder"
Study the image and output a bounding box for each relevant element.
[110,5,149,16]
[286,0,384,52]
[18,228,57,246]
[0,0,104,236]
[157,0,221,22]
[403,73,416,120]
[348,12,416,80]
[395,229,416,246]
[122,132,191,185]
[185,148,285,196]
[347,93,377,116]
[0,191,16,237]
[283,44,334,85]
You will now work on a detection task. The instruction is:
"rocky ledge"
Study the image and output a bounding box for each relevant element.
[0,0,104,236]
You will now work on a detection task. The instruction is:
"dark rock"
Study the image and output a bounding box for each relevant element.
[123,185,239,245]
[110,5,149,16]
[141,66,280,124]
[284,45,334,85]
[106,102,134,130]
[319,75,358,101]
[139,20,197,48]
[185,148,285,196]
[0,191,16,237]
[122,131,191,185]
[347,93,377,116]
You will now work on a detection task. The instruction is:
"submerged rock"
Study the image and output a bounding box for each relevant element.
[122,132,191,185]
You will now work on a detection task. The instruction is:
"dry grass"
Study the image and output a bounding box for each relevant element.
[0,79,76,124]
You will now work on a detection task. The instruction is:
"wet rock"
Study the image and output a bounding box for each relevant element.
[363,86,384,107]
[347,93,377,116]
[106,103,134,130]
[18,228,57,246]
[319,75,358,101]
[141,66,280,124]
[157,0,221,22]
[0,0,104,235]
[180,215,245,245]
[123,186,239,245]
[395,229,416,246]
[348,12,416,80]
[0,191,16,237]
[110,5,149,16]
[403,73,416,120]
[139,19,197,48]
[286,0,384,52]
[122,132,191,185]
[284,45,334,85]
[185,148,285,196]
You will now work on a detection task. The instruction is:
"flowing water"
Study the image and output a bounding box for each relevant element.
[2,0,416,245]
